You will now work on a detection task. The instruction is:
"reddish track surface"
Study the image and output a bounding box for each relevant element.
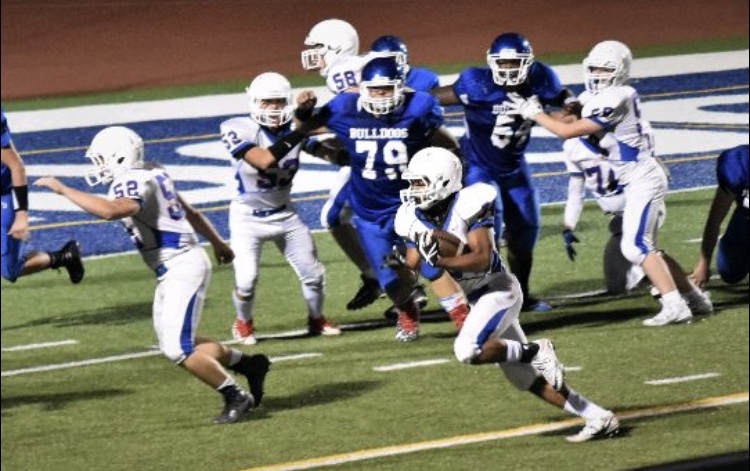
[1,0,747,100]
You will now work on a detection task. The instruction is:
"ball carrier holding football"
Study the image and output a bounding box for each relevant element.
[394,147,621,442]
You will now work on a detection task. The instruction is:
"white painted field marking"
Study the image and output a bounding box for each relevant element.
[1,339,79,352]
[645,372,721,385]
[564,366,582,372]
[239,392,749,471]
[0,351,320,377]
[373,359,451,372]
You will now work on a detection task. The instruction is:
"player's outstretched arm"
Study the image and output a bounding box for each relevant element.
[34,177,139,221]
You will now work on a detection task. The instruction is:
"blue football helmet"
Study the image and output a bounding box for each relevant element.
[359,56,405,115]
[486,33,534,86]
[370,35,410,75]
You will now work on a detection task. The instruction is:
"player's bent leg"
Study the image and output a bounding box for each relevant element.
[1,231,26,282]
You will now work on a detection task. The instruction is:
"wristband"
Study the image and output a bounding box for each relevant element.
[268,130,306,161]
[294,107,313,121]
[12,185,29,211]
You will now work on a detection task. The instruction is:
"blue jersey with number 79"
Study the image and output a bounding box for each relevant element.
[319,91,444,224]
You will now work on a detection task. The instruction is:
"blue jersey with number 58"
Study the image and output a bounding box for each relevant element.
[321,91,444,224]
[454,63,565,174]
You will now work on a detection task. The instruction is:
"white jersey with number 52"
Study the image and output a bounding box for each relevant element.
[325,55,366,94]
[108,163,198,270]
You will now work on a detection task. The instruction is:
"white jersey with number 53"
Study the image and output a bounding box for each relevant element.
[220,117,300,210]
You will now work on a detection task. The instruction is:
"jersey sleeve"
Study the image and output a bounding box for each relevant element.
[108,172,152,209]
[220,117,258,159]
[1,110,11,148]
[582,90,627,130]
[455,183,496,231]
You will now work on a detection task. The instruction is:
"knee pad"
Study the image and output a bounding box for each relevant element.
[453,336,481,364]
[163,347,189,364]
[301,264,326,288]
[234,285,255,301]
[499,361,539,391]
[620,239,647,265]
[1,256,24,283]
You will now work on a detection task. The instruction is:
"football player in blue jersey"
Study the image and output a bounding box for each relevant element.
[295,56,460,341]
[395,147,620,442]
[691,144,749,287]
[1,107,84,284]
[369,35,440,92]
[432,32,578,312]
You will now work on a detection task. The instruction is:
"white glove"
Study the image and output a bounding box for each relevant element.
[415,230,439,267]
[518,95,544,120]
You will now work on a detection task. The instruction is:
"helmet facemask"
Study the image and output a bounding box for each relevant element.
[360,81,405,116]
[247,73,294,127]
[487,54,534,86]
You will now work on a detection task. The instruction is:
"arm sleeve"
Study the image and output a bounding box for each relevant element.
[564,176,586,230]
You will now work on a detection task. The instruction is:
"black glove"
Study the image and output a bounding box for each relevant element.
[415,230,439,267]
[382,245,406,269]
[562,229,580,261]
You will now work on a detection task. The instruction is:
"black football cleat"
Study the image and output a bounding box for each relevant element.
[213,389,253,425]
[346,275,383,311]
[238,354,271,408]
[50,240,85,284]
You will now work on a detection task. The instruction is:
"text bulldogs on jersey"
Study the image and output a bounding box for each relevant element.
[349,128,409,139]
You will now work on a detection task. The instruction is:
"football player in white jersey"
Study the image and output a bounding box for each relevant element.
[395,147,620,442]
[34,126,271,425]
[220,72,340,345]
[301,19,387,312]
[560,117,655,294]
[518,40,712,326]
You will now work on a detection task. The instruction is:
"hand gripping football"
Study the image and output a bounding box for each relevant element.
[431,229,468,257]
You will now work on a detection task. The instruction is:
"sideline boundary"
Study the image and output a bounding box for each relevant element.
[239,393,748,471]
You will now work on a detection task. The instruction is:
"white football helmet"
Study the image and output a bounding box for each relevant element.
[246,72,294,127]
[583,40,632,93]
[401,147,463,209]
[84,126,144,186]
[301,19,359,76]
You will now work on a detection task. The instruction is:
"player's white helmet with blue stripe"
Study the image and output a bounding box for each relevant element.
[583,40,632,93]
[246,72,294,127]
[301,19,359,76]
[401,147,463,210]
[84,126,144,186]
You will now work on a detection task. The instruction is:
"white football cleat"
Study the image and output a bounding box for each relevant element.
[531,339,565,391]
[642,303,693,327]
[566,413,620,443]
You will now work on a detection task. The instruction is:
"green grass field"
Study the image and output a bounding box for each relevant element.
[2,189,748,471]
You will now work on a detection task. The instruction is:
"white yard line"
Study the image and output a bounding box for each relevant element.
[373,359,451,372]
[645,372,721,385]
[1,339,79,352]
[1,350,320,377]
[239,392,749,471]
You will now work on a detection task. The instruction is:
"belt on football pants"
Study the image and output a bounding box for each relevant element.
[252,205,287,217]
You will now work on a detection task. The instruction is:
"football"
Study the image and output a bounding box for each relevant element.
[432,229,469,257]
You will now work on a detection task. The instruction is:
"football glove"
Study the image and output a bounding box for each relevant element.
[562,229,580,261]
[415,230,439,267]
